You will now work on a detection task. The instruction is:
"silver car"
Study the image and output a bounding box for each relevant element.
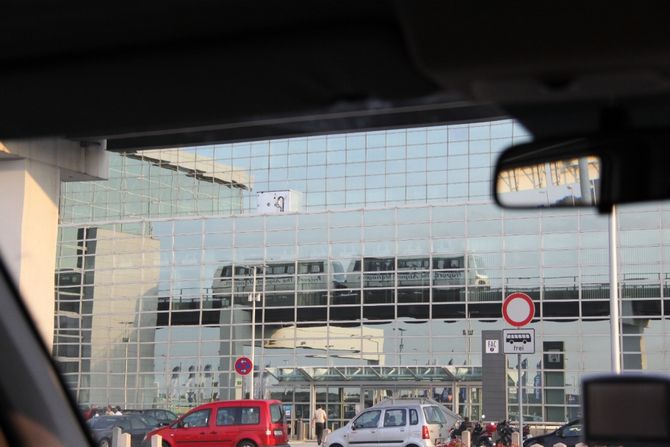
[324,399,458,447]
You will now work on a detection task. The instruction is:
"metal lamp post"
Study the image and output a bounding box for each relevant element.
[120,321,134,408]
[577,157,621,374]
[609,206,621,373]
[123,335,129,408]
[248,265,265,398]
[394,328,406,365]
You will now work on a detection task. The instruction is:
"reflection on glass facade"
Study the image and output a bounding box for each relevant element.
[60,148,250,223]
[54,120,670,424]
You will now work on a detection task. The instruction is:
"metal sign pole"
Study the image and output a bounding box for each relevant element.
[609,206,621,374]
[502,293,534,440]
[518,353,523,440]
[249,267,257,399]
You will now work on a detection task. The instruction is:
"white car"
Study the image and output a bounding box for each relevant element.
[324,399,457,447]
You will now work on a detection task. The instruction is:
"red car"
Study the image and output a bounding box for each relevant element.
[146,400,290,447]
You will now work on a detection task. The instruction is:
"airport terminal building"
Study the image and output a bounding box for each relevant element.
[53,120,670,425]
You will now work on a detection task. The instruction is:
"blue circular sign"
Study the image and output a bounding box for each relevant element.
[235,356,253,375]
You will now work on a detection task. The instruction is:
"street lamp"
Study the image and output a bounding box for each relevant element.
[120,321,134,408]
[463,309,474,367]
[393,328,406,365]
[462,328,474,367]
[248,265,265,399]
[160,354,170,406]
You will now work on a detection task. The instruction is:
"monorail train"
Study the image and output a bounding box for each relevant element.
[345,255,490,289]
[211,260,347,296]
[212,254,488,299]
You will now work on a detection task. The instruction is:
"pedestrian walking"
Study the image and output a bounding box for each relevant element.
[312,405,328,446]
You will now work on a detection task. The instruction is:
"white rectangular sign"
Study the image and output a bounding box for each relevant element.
[256,190,302,214]
[503,329,535,354]
[485,339,499,354]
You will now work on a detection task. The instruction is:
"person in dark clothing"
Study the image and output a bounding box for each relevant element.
[455,417,473,435]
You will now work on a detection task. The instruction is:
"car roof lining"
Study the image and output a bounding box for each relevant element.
[4,1,670,147]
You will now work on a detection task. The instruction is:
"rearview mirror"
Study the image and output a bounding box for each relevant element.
[494,132,670,212]
[496,154,601,208]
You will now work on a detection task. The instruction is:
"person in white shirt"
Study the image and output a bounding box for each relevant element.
[312,406,328,446]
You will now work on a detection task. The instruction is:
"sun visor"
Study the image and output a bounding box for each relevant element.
[398,1,670,104]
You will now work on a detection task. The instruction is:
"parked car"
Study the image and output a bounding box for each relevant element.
[123,409,179,427]
[87,414,155,447]
[523,419,582,447]
[324,398,456,447]
[147,399,289,447]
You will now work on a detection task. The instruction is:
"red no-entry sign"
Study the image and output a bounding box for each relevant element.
[502,292,535,327]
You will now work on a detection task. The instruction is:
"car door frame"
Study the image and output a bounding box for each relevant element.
[171,408,217,447]
[348,409,382,447]
[377,408,408,447]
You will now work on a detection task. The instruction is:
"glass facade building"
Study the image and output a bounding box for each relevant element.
[54,120,670,425]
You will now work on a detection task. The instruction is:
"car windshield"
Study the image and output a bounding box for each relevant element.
[45,120,670,429]
[6,110,667,447]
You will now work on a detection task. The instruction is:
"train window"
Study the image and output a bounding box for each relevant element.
[433,257,465,269]
[398,258,430,270]
[364,258,394,272]
[298,262,323,274]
